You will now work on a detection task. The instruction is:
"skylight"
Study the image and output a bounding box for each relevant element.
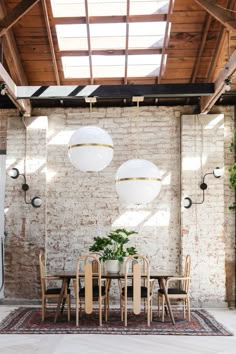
[50,0,171,81]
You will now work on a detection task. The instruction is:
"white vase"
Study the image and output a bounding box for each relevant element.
[119,257,128,274]
[105,260,120,273]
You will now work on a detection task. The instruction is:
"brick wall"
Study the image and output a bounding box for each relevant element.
[3,105,235,306]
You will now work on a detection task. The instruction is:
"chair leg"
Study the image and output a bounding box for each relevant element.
[187,297,191,321]
[42,297,46,321]
[67,295,71,322]
[120,298,124,321]
[124,300,127,327]
[158,294,160,317]
[76,298,79,327]
[161,296,165,322]
[147,299,150,327]
[99,298,102,326]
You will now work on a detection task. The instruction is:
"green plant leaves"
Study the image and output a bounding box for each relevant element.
[89,228,138,262]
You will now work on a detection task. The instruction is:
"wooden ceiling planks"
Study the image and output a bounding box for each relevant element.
[1,0,236,112]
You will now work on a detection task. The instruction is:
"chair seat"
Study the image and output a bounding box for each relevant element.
[45,287,71,295]
[122,286,148,298]
[158,288,187,295]
[79,286,106,298]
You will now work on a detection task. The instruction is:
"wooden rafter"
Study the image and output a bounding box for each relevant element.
[0,63,31,116]
[191,13,212,83]
[198,0,236,112]
[206,0,235,81]
[157,0,175,84]
[52,14,166,25]
[200,48,236,113]
[0,1,31,115]
[41,0,60,85]
[0,0,40,37]
[59,49,162,57]
[194,0,236,32]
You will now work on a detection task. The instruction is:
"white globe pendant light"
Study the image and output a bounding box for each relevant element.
[115,97,161,205]
[115,158,161,205]
[68,125,114,172]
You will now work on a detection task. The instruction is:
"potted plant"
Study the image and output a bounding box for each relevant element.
[89,228,138,273]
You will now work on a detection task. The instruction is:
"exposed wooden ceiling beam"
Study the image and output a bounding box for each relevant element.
[158,0,175,84]
[191,13,212,83]
[0,2,31,115]
[59,49,162,57]
[0,0,40,37]
[0,63,31,116]
[41,0,60,85]
[200,48,236,113]
[194,0,236,32]
[52,14,166,25]
[17,83,214,99]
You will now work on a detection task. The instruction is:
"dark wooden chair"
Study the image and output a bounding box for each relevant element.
[39,252,71,321]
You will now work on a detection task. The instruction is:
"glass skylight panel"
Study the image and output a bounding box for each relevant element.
[62,56,90,78]
[56,25,88,51]
[127,54,163,77]
[87,0,126,16]
[130,0,170,15]
[129,22,166,49]
[52,1,171,79]
[92,55,125,77]
[50,0,85,17]
[90,23,126,50]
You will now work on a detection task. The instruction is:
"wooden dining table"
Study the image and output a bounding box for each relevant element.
[52,271,176,325]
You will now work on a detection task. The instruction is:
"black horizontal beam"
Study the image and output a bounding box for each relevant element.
[17,83,215,99]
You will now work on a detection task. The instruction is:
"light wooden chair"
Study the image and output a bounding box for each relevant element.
[119,254,154,327]
[73,254,109,326]
[39,252,71,321]
[158,255,191,321]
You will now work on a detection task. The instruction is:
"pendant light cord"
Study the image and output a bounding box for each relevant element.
[89,101,92,121]
[136,100,140,159]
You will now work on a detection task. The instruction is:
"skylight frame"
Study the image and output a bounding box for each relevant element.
[50,0,172,83]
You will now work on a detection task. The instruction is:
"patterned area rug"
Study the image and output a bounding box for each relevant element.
[0,307,233,336]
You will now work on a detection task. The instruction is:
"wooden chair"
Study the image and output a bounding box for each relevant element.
[158,255,191,321]
[119,254,154,327]
[39,252,71,321]
[73,254,109,326]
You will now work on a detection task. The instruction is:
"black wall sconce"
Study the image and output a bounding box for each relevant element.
[184,167,224,209]
[8,168,42,208]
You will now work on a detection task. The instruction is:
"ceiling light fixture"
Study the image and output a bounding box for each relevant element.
[68,97,114,172]
[8,168,42,208]
[115,97,161,205]
[184,167,224,208]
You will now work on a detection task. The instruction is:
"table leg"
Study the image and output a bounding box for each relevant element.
[54,278,67,323]
[159,278,175,325]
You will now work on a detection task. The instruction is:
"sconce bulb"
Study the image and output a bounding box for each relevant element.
[184,197,192,209]
[31,196,42,208]
[213,167,224,178]
[8,168,20,179]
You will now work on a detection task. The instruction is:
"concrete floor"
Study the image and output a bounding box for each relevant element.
[0,306,235,354]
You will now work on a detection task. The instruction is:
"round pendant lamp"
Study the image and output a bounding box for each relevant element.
[115,97,161,205]
[68,125,114,172]
[115,159,161,205]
